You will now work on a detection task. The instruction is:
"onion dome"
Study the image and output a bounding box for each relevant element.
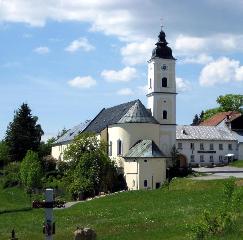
[151,29,175,60]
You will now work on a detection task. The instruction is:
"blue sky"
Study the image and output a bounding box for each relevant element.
[1,0,243,141]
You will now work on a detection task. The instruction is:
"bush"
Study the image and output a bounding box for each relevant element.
[20,150,43,190]
[2,162,21,188]
[190,178,241,239]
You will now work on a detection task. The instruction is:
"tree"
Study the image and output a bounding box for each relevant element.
[191,114,200,126]
[0,141,10,168]
[217,94,243,112]
[64,132,121,199]
[192,94,243,122]
[5,103,44,161]
[20,150,43,190]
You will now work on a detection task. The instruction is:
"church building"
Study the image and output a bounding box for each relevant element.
[52,28,176,190]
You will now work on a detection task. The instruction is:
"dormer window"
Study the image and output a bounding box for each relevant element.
[162,77,167,87]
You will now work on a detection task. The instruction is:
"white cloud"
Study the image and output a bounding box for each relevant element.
[199,57,243,86]
[121,38,154,65]
[101,67,137,82]
[137,85,148,94]
[68,76,96,89]
[175,35,206,53]
[176,78,191,92]
[65,37,95,53]
[34,46,50,55]
[117,88,134,96]
[181,54,213,65]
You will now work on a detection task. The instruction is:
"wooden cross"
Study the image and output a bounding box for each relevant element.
[32,189,65,240]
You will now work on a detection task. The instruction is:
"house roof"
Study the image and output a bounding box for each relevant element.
[232,131,243,143]
[54,99,158,145]
[118,100,158,124]
[176,125,237,141]
[124,139,165,158]
[199,111,241,126]
[54,120,91,145]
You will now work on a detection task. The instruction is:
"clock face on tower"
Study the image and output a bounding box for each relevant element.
[161,64,167,71]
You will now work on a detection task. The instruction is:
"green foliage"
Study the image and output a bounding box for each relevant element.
[38,137,56,159]
[63,132,122,199]
[216,94,243,112]
[5,103,44,162]
[20,150,43,190]
[193,94,243,122]
[190,178,241,239]
[170,145,180,168]
[2,162,21,188]
[0,141,10,167]
[203,107,223,120]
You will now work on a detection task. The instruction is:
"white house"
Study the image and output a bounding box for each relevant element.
[52,28,176,190]
[176,125,238,167]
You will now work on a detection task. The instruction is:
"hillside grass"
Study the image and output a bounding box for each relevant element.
[229,160,243,167]
[1,178,243,239]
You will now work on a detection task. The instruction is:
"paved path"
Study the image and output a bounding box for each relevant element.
[192,166,243,180]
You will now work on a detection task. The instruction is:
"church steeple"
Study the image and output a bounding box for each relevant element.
[151,29,175,60]
[147,27,176,155]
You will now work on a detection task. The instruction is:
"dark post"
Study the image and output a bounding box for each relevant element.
[10,229,18,240]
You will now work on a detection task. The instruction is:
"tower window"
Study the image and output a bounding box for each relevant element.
[162,77,167,87]
[149,78,152,89]
[163,110,167,119]
[117,139,122,155]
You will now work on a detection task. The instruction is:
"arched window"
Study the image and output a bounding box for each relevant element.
[117,139,122,155]
[162,77,167,87]
[163,110,167,119]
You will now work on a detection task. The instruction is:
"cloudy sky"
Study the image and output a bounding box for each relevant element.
[1,0,243,141]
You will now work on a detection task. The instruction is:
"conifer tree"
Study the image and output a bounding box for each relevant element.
[5,103,44,161]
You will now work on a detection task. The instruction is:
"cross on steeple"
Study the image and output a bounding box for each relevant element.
[160,17,164,31]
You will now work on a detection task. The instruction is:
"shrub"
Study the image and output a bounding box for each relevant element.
[190,178,241,239]
[20,150,43,190]
[2,162,21,188]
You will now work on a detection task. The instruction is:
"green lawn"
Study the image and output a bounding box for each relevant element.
[230,160,243,167]
[1,179,243,239]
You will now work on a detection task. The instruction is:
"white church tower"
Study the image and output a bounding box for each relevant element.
[147,28,176,156]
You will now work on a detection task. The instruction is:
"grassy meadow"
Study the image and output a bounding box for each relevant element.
[1,178,243,239]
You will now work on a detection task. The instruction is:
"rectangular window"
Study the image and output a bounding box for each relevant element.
[190,155,195,162]
[178,142,182,149]
[200,155,204,162]
[144,180,148,187]
[117,139,122,155]
[219,143,223,150]
[210,143,214,150]
[190,143,194,150]
[200,143,204,150]
[228,144,232,150]
[210,155,214,162]
[219,155,223,162]
[108,141,112,156]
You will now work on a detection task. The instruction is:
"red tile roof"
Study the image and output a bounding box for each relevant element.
[199,111,241,126]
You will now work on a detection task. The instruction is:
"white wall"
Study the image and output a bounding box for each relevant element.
[124,157,166,190]
[239,143,243,160]
[108,123,161,167]
[176,139,238,166]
